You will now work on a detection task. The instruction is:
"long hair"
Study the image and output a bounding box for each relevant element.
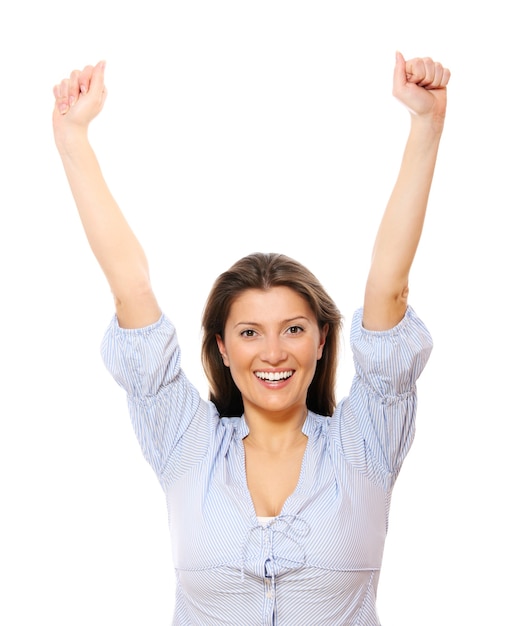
[201,252,343,417]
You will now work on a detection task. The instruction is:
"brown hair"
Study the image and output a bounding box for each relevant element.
[201,252,343,417]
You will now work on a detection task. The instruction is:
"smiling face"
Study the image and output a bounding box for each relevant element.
[216,286,328,422]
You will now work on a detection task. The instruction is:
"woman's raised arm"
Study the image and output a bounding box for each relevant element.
[363,52,450,330]
[53,61,161,329]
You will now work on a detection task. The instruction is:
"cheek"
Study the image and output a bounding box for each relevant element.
[226,359,250,396]
[224,343,249,373]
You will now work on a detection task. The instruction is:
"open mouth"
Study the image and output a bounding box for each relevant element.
[255,370,294,381]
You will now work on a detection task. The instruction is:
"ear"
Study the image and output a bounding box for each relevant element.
[317,324,329,360]
[216,334,230,367]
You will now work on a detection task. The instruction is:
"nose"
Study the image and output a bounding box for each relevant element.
[261,334,287,365]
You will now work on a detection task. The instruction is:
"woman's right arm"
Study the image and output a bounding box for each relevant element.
[53,61,161,329]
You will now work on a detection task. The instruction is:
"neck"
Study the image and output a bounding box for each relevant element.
[243,407,307,453]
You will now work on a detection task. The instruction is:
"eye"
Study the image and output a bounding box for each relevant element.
[240,329,257,337]
[287,325,304,335]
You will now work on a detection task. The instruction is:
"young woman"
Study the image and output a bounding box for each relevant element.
[53,52,450,625]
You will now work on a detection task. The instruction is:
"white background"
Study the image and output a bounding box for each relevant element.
[1,1,517,624]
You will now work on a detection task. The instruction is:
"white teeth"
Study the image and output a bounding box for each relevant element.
[255,371,293,381]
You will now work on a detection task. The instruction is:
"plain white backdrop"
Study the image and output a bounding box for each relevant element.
[1,1,517,624]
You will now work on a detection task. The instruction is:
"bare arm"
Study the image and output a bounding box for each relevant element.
[363,52,450,330]
[53,61,161,329]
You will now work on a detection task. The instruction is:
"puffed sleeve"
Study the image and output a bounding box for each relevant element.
[339,305,433,487]
[100,314,210,486]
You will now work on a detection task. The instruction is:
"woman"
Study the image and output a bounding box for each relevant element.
[52,52,450,625]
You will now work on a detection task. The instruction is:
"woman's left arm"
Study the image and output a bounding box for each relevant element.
[363,52,450,330]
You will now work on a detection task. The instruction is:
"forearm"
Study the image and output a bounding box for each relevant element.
[58,132,160,327]
[368,119,442,292]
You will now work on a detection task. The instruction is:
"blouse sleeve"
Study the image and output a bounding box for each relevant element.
[100,314,211,486]
[339,305,433,486]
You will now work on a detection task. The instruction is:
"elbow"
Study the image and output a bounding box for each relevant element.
[113,294,161,329]
[113,278,155,308]
[363,279,409,330]
[112,280,161,329]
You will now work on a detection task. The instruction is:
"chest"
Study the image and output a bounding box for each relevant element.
[243,437,307,517]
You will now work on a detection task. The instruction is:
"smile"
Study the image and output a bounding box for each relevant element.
[255,370,294,381]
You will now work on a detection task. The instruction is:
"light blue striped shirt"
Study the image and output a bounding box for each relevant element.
[101,306,432,626]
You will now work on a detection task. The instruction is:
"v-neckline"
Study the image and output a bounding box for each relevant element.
[239,418,311,519]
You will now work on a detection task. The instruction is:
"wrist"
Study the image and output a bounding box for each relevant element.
[53,125,90,158]
[408,111,445,139]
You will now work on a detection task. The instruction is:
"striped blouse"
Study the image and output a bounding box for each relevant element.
[101,306,432,626]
